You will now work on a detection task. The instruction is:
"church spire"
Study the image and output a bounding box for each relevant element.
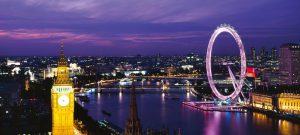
[124,80,142,135]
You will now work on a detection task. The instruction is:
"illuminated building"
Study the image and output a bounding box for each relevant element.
[69,63,82,75]
[123,70,146,77]
[44,67,57,78]
[279,43,300,85]
[251,93,274,110]
[6,60,20,66]
[124,83,142,135]
[278,93,300,114]
[246,67,256,78]
[51,43,74,135]
[251,85,300,114]
[25,79,29,91]
[181,65,193,70]
[11,67,21,75]
[44,63,83,79]
[25,70,35,81]
[165,67,176,76]
[119,78,133,86]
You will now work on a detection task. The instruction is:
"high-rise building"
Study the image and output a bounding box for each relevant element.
[124,83,142,135]
[271,48,278,60]
[279,43,300,85]
[260,47,266,59]
[251,47,256,61]
[51,42,74,135]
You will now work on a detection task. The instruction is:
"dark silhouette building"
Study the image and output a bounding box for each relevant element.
[251,47,256,61]
[271,48,278,60]
[260,47,267,60]
[124,83,142,135]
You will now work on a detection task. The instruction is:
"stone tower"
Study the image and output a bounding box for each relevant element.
[51,42,74,135]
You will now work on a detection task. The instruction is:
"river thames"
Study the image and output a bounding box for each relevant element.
[79,88,300,135]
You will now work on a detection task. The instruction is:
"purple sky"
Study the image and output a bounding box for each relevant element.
[0,0,300,56]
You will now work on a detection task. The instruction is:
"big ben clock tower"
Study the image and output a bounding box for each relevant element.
[51,42,74,135]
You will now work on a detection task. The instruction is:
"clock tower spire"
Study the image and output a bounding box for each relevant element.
[51,41,74,135]
[55,41,71,84]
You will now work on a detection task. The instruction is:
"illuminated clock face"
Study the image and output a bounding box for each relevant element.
[58,95,69,107]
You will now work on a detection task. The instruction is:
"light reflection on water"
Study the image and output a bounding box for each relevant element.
[186,92,190,99]
[80,88,300,135]
[118,92,122,103]
[204,111,221,135]
[253,112,300,135]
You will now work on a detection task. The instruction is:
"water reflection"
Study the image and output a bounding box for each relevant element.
[82,88,300,135]
[204,112,221,135]
[252,112,300,135]
[118,92,123,103]
[97,93,101,104]
[278,119,300,135]
[186,92,190,99]
[162,93,165,103]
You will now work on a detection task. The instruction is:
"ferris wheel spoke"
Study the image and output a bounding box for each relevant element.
[227,66,238,90]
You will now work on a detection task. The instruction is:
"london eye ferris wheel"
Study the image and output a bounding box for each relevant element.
[206,24,247,101]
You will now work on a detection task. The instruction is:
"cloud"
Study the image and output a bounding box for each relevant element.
[13,0,271,23]
[0,27,210,48]
[0,29,113,46]
[1,0,298,28]
[120,31,208,43]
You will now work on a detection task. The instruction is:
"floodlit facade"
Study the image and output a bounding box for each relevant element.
[44,63,83,79]
[251,86,300,114]
[278,93,300,114]
[251,93,274,110]
[7,60,20,66]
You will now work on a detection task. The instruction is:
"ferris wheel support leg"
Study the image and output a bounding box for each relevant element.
[227,66,246,101]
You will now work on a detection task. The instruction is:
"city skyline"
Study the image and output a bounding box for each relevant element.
[1,1,300,135]
[1,0,300,56]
